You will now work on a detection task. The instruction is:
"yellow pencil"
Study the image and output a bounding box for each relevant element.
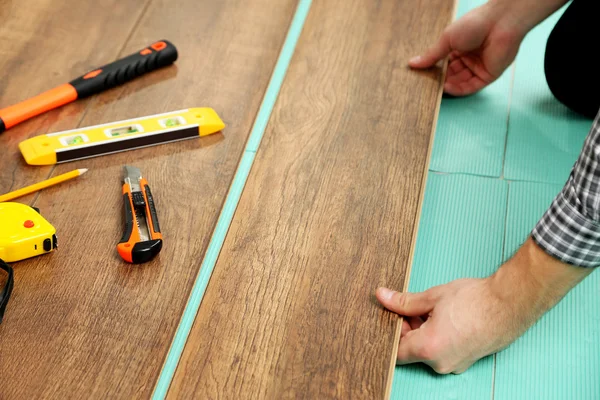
[0,168,88,202]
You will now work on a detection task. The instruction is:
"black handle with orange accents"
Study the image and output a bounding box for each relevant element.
[0,40,178,134]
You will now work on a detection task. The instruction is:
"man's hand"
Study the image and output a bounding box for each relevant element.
[410,0,568,96]
[376,238,593,374]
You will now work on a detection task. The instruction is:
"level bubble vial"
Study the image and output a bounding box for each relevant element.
[106,124,144,138]
[159,116,187,128]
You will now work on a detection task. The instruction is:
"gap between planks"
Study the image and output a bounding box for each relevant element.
[387,0,459,397]
[151,1,313,398]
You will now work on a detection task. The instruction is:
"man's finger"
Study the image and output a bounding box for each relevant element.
[401,316,424,338]
[409,33,452,69]
[401,319,411,338]
[375,287,436,317]
[396,329,427,365]
[407,316,424,330]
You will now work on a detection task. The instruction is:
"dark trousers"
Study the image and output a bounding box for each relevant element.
[545,0,600,119]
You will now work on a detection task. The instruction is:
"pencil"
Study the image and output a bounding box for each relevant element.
[0,168,88,203]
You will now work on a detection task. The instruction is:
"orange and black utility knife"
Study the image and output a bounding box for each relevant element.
[0,40,178,134]
[117,166,163,264]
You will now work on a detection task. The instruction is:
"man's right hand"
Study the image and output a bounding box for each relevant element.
[409,1,526,96]
[375,238,593,374]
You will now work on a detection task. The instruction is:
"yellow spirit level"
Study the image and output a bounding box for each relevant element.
[0,202,57,262]
[18,107,225,165]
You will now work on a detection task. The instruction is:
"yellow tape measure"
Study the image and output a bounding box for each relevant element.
[0,203,57,263]
[18,107,225,165]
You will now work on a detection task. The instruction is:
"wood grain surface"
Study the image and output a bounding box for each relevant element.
[168,0,454,398]
[0,0,296,398]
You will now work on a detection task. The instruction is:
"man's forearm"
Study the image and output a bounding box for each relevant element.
[485,0,569,38]
[489,237,593,332]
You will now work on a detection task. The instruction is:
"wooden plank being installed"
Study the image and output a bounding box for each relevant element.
[168,0,454,398]
[0,0,297,398]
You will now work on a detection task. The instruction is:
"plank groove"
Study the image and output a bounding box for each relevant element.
[168,0,454,398]
[0,0,297,398]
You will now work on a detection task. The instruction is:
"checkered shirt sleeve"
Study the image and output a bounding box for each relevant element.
[531,112,600,267]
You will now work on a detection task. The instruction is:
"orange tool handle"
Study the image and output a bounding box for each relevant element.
[0,40,177,134]
[117,178,163,264]
[0,84,77,132]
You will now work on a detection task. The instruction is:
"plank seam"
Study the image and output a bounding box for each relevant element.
[150,1,313,398]
[70,0,155,132]
[499,62,516,180]
[491,182,511,400]
[386,0,459,397]
[30,0,155,209]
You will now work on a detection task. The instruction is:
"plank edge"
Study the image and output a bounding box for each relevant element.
[384,1,458,397]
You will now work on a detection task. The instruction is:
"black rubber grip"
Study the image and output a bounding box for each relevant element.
[132,191,146,208]
[0,259,14,324]
[131,239,163,264]
[144,184,161,234]
[69,40,178,98]
[119,193,134,244]
[0,117,5,134]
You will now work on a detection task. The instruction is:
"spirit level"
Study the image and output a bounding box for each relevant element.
[18,108,225,165]
[0,40,178,133]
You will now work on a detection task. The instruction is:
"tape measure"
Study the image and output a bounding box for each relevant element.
[0,202,55,323]
[0,202,57,262]
[18,108,225,165]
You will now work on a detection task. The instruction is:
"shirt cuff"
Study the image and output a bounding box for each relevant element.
[531,184,600,268]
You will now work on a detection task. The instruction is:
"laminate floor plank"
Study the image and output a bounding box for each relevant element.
[168,0,454,398]
[0,0,297,398]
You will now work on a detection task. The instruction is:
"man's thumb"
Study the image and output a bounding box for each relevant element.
[376,287,435,316]
[408,33,452,69]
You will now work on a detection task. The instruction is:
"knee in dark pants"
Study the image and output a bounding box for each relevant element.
[544,38,599,119]
[543,0,600,119]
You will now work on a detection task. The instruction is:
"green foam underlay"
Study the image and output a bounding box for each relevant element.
[391,173,507,399]
[494,181,600,400]
[503,6,593,184]
[429,0,511,178]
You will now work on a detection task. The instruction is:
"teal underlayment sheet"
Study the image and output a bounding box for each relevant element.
[391,174,506,399]
[428,0,511,178]
[495,182,600,400]
[430,69,512,178]
[392,0,600,398]
[503,7,593,184]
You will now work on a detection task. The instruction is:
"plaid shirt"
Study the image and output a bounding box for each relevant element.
[532,111,600,267]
